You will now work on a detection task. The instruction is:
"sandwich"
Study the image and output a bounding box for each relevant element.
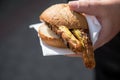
[38,4,95,69]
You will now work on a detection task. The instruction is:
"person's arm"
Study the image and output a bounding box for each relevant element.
[68,0,120,49]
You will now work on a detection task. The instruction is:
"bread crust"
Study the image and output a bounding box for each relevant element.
[38,26,66,48]
[40,4,88,29]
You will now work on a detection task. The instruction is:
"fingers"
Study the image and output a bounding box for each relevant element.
[68,0,106,49]
[68,0,102,16]
[94,19,115,49]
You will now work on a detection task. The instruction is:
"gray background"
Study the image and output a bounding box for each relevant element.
[0,0,94,80]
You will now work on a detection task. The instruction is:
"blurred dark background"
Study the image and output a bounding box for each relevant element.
[0,0,94,80]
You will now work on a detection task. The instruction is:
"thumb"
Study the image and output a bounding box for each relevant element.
[68,0,102,16]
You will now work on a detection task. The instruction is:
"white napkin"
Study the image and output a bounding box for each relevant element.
[85,15,101,45]
[29,15,101,56]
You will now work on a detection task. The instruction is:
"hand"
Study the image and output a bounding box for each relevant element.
[68,0,120,49]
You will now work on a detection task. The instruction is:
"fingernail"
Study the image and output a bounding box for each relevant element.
[68,1,79,10]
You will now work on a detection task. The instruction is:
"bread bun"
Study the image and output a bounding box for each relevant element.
[39,3,88,48]
[38,23,66,48]
[40,4,88,29]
